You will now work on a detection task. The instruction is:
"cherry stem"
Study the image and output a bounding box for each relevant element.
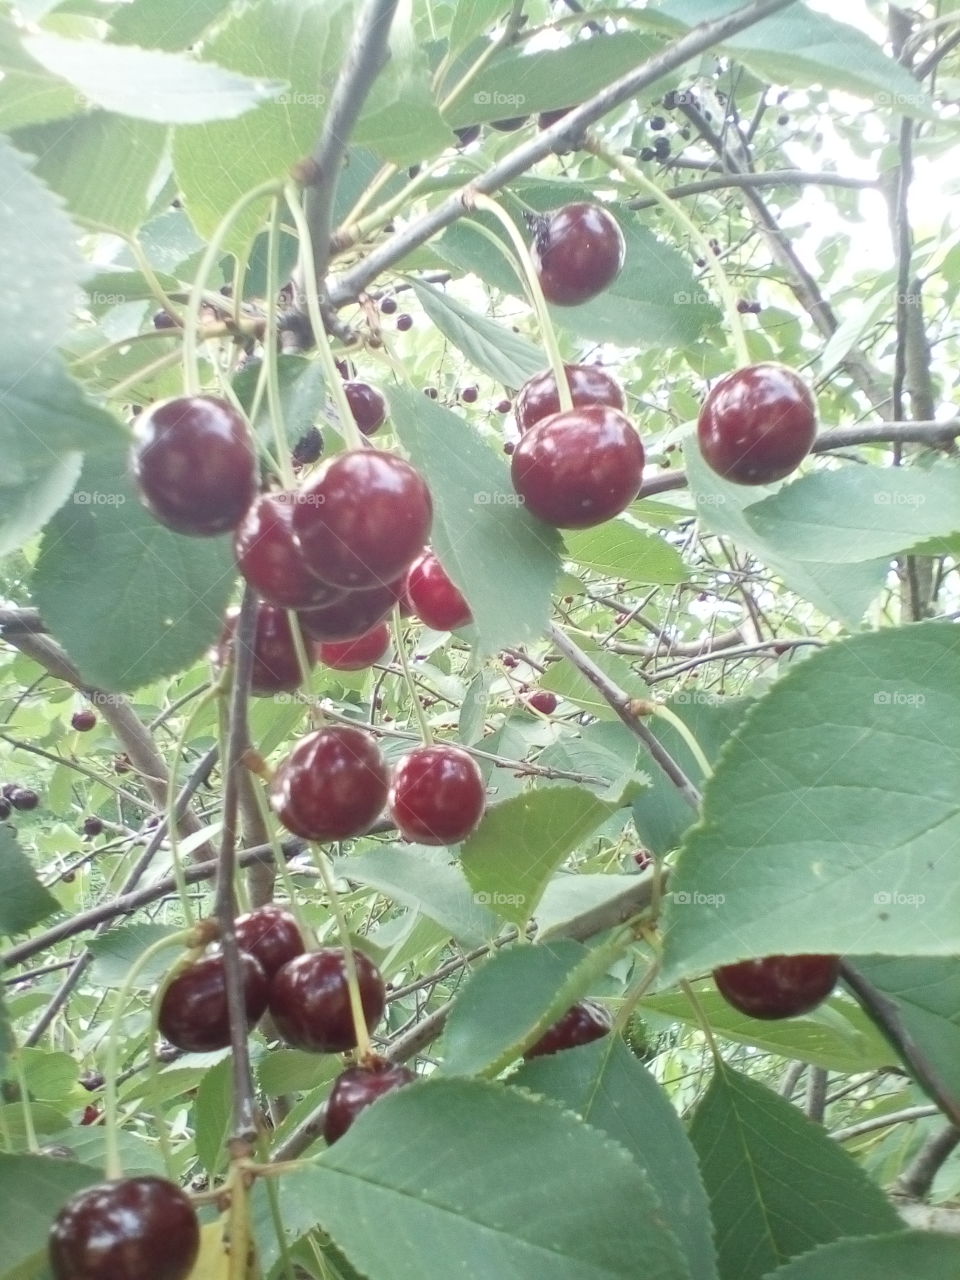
[584,134,751,370]
[612,947,662,1035]
[262,196,297,490]
[392,605,434,745]
[679,978,723,1064]
[469,193,573,413]
[312,848,374,1060]
[647,704,713,780]
[247,770,313,943]
[12,1049,38,1153]
[226,1161,250,1280]
[165,686,221,925]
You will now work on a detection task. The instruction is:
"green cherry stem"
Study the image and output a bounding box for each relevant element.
[469,192,573,413]
[392,605,434,746]
[165,686,222,925]
[12,1049,38,1153]
[257,195,296,490]
[679,978,723,1064]
[247,769,312,943]
[647,703,712,780]
[311,848,373,1061]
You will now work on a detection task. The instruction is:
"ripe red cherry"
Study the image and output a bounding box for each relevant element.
[324,1059,416,1144]
[388,745,486,845]
[216,604,314,696]
[270,725,389,841]
[292,450,432,590]
[131,395,257,536]
[460,386,478,404]
[526,689,558,715]
[71,709,97,732]
[344,382,387,436]
[511,405,644,528]
[235,904,305,978]
[158,952,268,1053]
[298,578,404,643]
[49,1175,200,1280]
[10,787,39,811]
[235,494,347,610]
[269,947,386,1052]
[317,622,391,670]
[697,363,817,485]
[515,364,625,433]
[524,999,613,1058]
[533,204,625,306]
[405,550,472,631]
[713,954,840,1020]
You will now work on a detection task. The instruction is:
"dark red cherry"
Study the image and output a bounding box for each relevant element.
[298,578,404,643]
[524,999,613,1058]
[405,550,472,631]
[379,295,398,315]
[396,313,413,331]
[131,395,257,536]
[526,689,558,715]
[10,787,39,811]
[511,405,644,528]
[344,382,387,436]
[697,363,817,485]
[324,1059,416,1144]
[82,816,104,838]
[533,204,625,306]
[49,1175,200,1280]
[317,622,391,670]
[234,493,347,610]
[270,725,389,841]
[292,450,432,590]
[460,386,478,404]
[234,904,305,978]
[152,310,179,330]
[713,954,839,1020]
[388,745,486,845]
[269,947,385,1053]
[215,603,314,696]
[495,398,512,414]
[71,709,97,732]
[158,952,268,1053]
[515,364,626,433]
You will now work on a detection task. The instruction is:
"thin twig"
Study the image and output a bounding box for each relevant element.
[627,169,877,210]
[831,1103,940,1143]
[894,1124,960,1199]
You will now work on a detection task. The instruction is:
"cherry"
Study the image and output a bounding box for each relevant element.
[526,689,557,715]
[292,426,324,466]
[653,136,671,160]
[71,709,97,732]
[49,1176,200,1280]
[460,386,478,404]
[649,115,666,130]
[632,848,652,871]
[379,295,398,315]
[396,313,413,331]
[533,203,625,306]
[235,493,347,610]
[511,405,644,528]
[131,395,257,536]
[344,381,387,436]
[697,364,817,486]
[269,947,386,1052]
[388,744,486,845]
[298,578,404,643]
[235,904,305,978]
[215,603,314,696]
[423,387,438,400]
[80,1103,100,1124]
[317,622,391,670]
[158,952,268,1053]
[324,1059,416,1144]
[270,725,389,841]
[292,450,432,591]
[713,954,839,1020]
[495,398,512,414]
[515,364,625,433]
[10,787,39,811]
[83,817,103,838]
[152,310,179,330]
[524,999,613,1058]
[405,550,472,631]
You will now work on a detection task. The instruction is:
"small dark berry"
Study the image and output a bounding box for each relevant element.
[653,136,671,160]
[649,115,666,131]
[496,399,512,414]
[460,386,478,403]
[424,387,438,399]
[396,314,413,331]
[379,296,397,315]
[10,788,38,811]
[639,147,655,162]
[71,709,97,732]
[153,311,179,330]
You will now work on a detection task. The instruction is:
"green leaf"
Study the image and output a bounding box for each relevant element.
[22,33,284,124]
[409,280,545,386]
[540,646,639,721]
[288,1078,692,1280]
[564,519,689,585]
[0,1154,101,1278]
[0,16,79,132]
[0,453,82,558]
[108,0,234,50]
[688,1067,901,1280]
[536,721,641,799]
[334,846,499,948]
[88,923,180,988]
[387,384,563,654]
[514,1037,718,1280]
[33,448,238,691]
[660,622,960,983]
[195,1057,232,1179]
[763,1232,960,1279]
[258,1049,336,1096]
[16,1050,81,1104]
[0,828,58,937]
[461,786,630,925]
[0,996,14,1084]
[448,1,513,59]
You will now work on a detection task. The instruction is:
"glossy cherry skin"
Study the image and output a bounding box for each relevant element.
[270,725,389,841]
[515,364,625,434]
[49,1176,200,1280]
[713,954,839,1020]
[293,450,433,590]
[158,952,268,1053]
[235,494,347,610]
[324,1059,416,1144]
[697,363,817,485]
[511,405,644,529]
[131,395,257,536]
[526,689,558,715]
[317,622,391,670]
[298,578,403,643]
[10,787,38,811]
[524,999,613,1058]
[533,204,625,306]
[235,904,305,978]
[405,550,472,631]
[388,745,486,845]
[216,604,314,696]
[71,709,97,732]
[269,947,386,1053]
[344,382,387,436]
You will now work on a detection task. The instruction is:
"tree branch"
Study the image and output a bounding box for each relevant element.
[626,169,877,210]
[894,1123,960,1200]
[831,1103,940,1143]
